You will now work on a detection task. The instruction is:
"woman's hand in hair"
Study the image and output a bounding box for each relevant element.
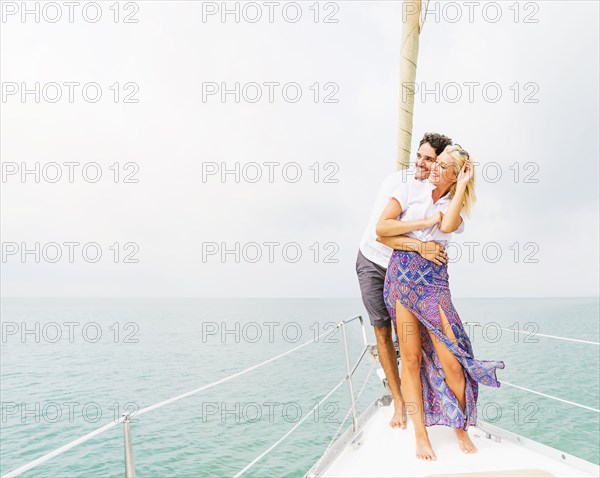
[457,159,474,187]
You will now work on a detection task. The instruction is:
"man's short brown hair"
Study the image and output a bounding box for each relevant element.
[419,132,453,156]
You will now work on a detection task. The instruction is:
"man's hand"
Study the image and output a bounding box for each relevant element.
[419,241,448,265]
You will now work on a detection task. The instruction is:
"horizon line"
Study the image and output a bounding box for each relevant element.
[1,296,599,300]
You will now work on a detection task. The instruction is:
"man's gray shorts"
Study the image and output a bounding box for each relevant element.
[355,249,391,328]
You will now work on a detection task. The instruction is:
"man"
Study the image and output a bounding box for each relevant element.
[356,132,453,428]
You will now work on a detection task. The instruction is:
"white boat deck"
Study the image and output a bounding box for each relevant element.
[309,397,599,478]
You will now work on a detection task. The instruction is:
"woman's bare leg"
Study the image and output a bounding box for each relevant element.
[427,304,477,454]
[396,300,436,461]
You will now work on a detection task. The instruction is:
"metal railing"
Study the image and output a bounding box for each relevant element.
[123,414,135,478]
[2,315,372,478]
[464,322,600,346]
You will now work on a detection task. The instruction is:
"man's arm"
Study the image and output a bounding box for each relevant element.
[376,235,448,266]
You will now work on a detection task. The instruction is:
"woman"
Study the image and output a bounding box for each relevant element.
[376,144,505,461]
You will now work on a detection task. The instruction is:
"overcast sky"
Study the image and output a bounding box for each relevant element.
[1,0,598,298]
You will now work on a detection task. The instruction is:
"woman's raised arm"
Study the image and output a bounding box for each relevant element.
[439,160,472,233]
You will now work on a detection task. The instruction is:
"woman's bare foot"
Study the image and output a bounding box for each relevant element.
[455,428,478,453]
[389,398,407,429]
[415,430,437,460]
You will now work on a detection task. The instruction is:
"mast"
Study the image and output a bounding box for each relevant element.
[397,0,423,171]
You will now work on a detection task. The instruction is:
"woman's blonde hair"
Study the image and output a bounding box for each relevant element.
[443,144,477,218]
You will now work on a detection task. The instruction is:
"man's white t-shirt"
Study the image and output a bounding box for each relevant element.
[359,172,466,269]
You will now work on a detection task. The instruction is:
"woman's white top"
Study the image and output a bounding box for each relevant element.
[359,171,415,268]
[391,179,465,246]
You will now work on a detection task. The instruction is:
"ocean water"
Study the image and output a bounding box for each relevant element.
[1,298,599,477]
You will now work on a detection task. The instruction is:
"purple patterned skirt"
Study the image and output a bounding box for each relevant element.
[383,250,505,430]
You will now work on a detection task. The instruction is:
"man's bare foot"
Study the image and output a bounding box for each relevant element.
[455,428,478,453]
[389,399,407,429]
[415,430,437,460]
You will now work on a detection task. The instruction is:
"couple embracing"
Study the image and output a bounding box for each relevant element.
[356,132,505,461]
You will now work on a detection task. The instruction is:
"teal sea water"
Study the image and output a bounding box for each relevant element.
[1,298,599,477]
